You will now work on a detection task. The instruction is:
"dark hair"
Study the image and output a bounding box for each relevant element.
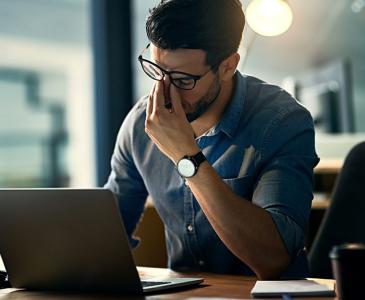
[146,0,245,72]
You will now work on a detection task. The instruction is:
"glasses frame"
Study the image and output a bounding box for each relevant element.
[138,43,213,90]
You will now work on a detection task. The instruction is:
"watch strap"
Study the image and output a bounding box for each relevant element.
[190,151,206,168]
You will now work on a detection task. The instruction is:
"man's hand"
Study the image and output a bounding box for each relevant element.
[145,81,200,163]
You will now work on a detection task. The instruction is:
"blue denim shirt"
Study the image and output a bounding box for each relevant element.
[105,71,319,277]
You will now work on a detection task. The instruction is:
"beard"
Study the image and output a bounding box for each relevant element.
[186,75,221,122]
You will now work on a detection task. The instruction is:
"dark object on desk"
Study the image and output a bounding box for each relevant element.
[330,243,365,300]
[0,270,11,289]
[309,141,365,278]
[0,189,203,294]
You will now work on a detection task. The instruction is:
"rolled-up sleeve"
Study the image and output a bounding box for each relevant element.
[252,105,319,257]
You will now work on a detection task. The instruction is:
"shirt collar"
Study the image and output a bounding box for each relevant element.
[207,70,246,139]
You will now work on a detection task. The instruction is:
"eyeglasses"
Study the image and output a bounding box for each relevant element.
[138,43,213,90]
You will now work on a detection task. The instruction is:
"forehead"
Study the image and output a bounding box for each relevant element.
[150,43,207,71]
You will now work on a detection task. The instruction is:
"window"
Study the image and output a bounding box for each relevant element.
[132,0,159,102]
[0,0,95,187]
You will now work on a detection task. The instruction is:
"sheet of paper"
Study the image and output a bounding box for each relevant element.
[251,279,336,297]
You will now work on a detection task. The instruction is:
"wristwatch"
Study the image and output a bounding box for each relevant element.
[177,151,206,178]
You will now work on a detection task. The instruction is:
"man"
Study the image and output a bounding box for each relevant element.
[105,0,319,279]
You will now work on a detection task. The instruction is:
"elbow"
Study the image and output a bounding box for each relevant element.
[256,265,289,280]
[254,252,291,280]
[256,268,285,280]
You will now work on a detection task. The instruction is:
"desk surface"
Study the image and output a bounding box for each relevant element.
[0,267,336,300]
[314,159,342,174]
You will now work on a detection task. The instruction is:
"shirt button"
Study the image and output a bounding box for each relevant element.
[198,260,205,266]
[187,224,194,232]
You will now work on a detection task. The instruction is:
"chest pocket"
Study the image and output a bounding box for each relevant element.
[222,175,254,200]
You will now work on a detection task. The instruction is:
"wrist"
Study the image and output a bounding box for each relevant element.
[173,144,201,164]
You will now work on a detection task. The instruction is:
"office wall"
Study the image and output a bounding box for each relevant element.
[241,0,365,132]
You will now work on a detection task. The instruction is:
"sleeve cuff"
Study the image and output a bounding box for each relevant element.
[267,209,305,257]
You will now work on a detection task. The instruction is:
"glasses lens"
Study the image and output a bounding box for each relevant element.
[170,74,195,90]
[141,60,163,80]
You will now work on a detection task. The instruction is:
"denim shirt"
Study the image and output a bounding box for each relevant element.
[105,71,320,277]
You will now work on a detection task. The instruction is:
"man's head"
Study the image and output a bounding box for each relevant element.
[143,0,245,121]
[146,0,245,71]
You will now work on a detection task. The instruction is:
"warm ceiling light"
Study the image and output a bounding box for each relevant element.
[246,0,293,37]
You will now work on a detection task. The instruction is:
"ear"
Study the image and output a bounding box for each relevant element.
[218,53,240,82]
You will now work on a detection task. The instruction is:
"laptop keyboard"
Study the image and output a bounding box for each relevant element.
[141,280,171,287]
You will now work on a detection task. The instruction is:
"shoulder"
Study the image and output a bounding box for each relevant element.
[127,96,148,124]
[119,96,148,133]
[115,95,149,147]
[241,74,314,133]
[238,74,316,158]
[244,75,308,116]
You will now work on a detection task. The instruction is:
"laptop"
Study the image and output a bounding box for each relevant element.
[0,188,203,293]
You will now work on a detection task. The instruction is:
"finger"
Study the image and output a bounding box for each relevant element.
[170,84,184,116]
[163,78,172,108]
[153,80,165,113]
[146,83,155,117]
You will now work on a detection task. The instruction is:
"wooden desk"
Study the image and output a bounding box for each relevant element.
[312,199,331,210]
[314,159,343,175]
[0,267,336,300]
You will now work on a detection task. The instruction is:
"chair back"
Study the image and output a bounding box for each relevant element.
[309,141,365,278]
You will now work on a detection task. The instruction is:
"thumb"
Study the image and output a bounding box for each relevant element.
[170,84,184,116]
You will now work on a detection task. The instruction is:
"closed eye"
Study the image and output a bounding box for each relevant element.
[173,78,194,86]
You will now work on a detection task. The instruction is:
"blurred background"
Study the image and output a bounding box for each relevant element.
[0,0,93,188]
[0,0,364,189]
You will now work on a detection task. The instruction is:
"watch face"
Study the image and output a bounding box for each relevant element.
[177,158,196,178]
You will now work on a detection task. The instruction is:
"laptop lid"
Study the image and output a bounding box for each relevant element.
[0,188,203,294]
[0,188,143,293]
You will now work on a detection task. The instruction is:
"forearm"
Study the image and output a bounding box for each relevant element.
[186,161,291,279]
